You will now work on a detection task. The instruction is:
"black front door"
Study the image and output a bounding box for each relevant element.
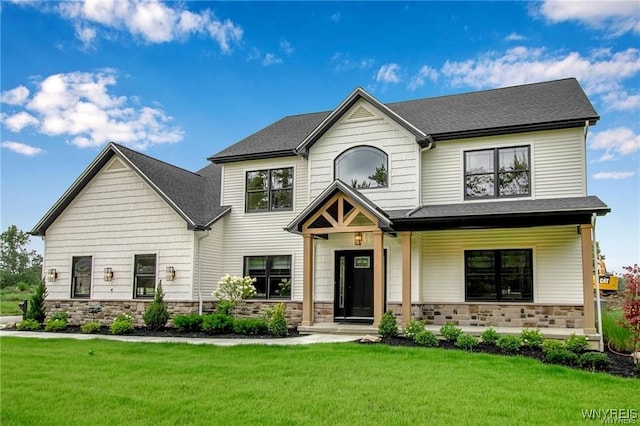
[334,250,374,322]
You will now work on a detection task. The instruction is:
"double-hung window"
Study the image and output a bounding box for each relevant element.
[464,146,530,199]
[246,168,293,212]
[244,255,292,299]
[134,254,156,298]
[465,249,533,302]
[71,256,92,298]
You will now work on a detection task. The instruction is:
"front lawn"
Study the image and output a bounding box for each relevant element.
[1,337,638,425]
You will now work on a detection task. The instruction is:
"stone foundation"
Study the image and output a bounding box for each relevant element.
[386,303,585,328]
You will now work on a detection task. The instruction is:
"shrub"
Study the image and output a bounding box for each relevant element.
[81,320,101,334]
[579,352,611,372]
[404,319,425,340]
[565,334,589,354]
[542,339,566,354]
[545,348,579,366]
[496,335,521,353]
[265,303,288,337]
[110,313,134,335]
[201,313,234,334]
[215,300,234,316]
[378,311,399,338]
[142,282,169,331]
[520,328,545,348]
[455,333,479,351]
[26,280,47,323]
[602,309,634,353]
[213,275,256,316]
[44,312,68,332]
[481,327,500,345]
[233,318,268,335]
[16,319,40,331]
[620,264,640,365]
[172,314,203,332]
[439,322,462,342]
[413,330,439,347]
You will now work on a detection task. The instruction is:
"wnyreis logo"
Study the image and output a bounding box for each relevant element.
[582,409,638,424]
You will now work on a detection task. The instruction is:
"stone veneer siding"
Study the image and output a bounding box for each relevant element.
[387,303,585,328]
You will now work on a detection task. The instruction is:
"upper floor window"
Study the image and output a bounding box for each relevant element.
[464,146,530,199]
[246,168,293,212]
[134,254,156,298]
[71,256,92,298]
[335,146,388,189]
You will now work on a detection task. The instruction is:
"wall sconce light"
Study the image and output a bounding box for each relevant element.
[104,267,113,282]
[354,232,363,246]
[47,268,57,282]
[166,266,176,281]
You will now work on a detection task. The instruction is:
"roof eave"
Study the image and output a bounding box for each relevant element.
[209,149,297,164]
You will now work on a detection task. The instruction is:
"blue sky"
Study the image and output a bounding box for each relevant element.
[1,1,638,273]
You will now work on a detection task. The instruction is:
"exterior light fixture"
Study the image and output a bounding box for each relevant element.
[354,232,363,246]
[47,268,57,282]
[166,266,176,281]
[104,267,113,282]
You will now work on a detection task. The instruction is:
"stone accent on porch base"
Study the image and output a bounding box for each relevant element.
[385,303,584,329]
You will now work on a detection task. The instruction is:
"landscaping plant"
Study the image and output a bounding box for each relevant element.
[496,334,521,353]
[403,319,425,340]
[621,264,640,364]
[213,275,256,317]
[201,313,234,334]
[80,320,101,334]
[439,322,462,342]
[172,314,203,332]
[233,318,268,335]
[110,313,134,335]
[578,352,611,372]
[520,328,545,348]
[26,280,47,323]
[480,326,500,345]
[265,303,288,337]
[602,309,633,353]
[413,330,439,347]
[142,281,169,331]
[44,312,68,332]
[565,333,589,354]
[15,318,40,331]
[378,310,398,338]
[455,333,479,351]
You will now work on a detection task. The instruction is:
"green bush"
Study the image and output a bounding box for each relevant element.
[455,333,479,351]
[44,317,68,332]
[215,300,234,316]
[565,334,589,354]
[378,311,399,338]
[233,318,268,335]
[481,327,500,345]
[172,314,203,332]
[201,313,234,334]
[520,328,545,348]
[413,330,439,347]
[16,319,40,331]
[496,335,521,353]
[142,282,169,331]
[404,319,425,340]
[110,313,134,335]
[579,352,611,372]
[602,310,633,352]
[26,280,47,323]
[542,339,566,353]
[545,348,579,366]
[439,322,462,342]
[266,303,288,337]
[80,320,101,334]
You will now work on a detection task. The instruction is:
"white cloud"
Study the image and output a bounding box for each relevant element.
[1,86,30,105]
[1,141,44,156]
[331,53,374,72]
[280,40,294,55]
[505,32,526,41]
[593,171,636,180]
[536,0,640,37]
[601,90,640,111]
[376,63,401,84]
[55,0,242,52]
[1,70,183,151]
[408,65,438,90]
[331,12,341,23]
[589,127,640,161]
[262,53,282,66]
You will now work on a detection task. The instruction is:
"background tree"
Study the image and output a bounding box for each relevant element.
[1,225,43,288]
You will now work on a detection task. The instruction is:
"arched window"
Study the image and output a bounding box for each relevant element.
[335,146,388,189]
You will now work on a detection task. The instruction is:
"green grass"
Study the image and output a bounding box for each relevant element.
[602,309,634,352]
[0,284,34,316]
[1,338,638,425]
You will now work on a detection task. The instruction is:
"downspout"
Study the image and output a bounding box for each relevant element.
[584,121,589,194]
[592,213,604,351]
[196,230,211,315]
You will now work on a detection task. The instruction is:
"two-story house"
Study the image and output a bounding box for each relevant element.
[31,78,609,336]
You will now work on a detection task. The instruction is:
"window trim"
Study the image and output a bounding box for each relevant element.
[71,255,92,299]
[245,167,294,213]
[334,145,389,190]
[133,253,157,299]
[243,255,292,300]
[463,145,531,200]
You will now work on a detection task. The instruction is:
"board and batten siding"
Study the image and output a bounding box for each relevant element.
[421,226,583,305]
[422,128,587,205]
[43,160,195,300]
[308,99,420,210]
[220,157,308,301]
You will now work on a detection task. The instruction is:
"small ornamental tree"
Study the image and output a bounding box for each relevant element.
[143,281,169,330]
[213,275,256,317]
[621,264,640,364]
[26,279,47,323]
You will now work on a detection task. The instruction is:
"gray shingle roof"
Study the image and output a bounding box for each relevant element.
[209,78,598,163]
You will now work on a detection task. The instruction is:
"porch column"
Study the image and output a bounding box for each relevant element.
[401,232,412,327]
[580,224,596,334]
[302,233,314,326]
[373,230,384,326]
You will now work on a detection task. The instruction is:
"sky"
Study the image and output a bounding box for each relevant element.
[1,1,639,273]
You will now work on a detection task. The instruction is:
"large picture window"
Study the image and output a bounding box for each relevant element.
[465,249,533,302]
[246,168,293,212]
[71,256,92,298]
[464,146,530,198]
[335,146,388,189]
[134,254,156,298]
[244,255,291,299]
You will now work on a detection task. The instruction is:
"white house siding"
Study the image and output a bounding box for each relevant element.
[308,99,420,210]
[422,128,586,205]
[43,164,195,301]
[220,157,308,301]
[193,221,224,300]
[421,225,583,305]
